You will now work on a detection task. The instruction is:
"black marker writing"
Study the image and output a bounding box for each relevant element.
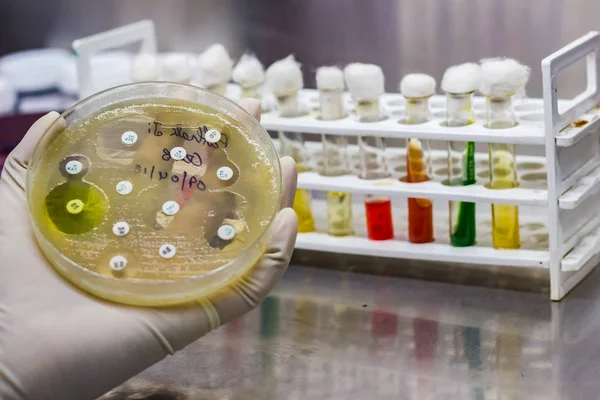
[148,121,163,137]
[180,171,187,191]
[135,164,206,191]
[169,124,229,149]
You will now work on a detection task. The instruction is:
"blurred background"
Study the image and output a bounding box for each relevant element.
[0,0,598,98]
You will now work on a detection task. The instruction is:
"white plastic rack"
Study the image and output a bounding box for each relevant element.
[261,31,600,301]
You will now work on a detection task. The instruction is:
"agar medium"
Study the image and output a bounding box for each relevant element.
[27,82,282,306]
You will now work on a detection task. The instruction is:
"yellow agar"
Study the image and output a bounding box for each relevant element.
[30,99,280,283]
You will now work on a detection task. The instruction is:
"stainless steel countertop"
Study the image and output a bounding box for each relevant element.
[101,264,600,399]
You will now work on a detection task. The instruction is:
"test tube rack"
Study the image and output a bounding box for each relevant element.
[261,31,600,301]
[69,22,600,300]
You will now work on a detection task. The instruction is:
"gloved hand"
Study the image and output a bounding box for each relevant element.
[0,99,298,400]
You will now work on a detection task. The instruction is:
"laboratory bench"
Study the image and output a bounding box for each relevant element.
[98,261,600,400]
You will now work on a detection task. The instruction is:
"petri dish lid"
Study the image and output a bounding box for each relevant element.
[0,48,72,93]
[27,82,282,306]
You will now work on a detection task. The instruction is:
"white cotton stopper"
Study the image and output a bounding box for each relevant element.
[266,55,303,96]
[131,53,160,81]
[400,73,436,98]
[162,53,191,82]
[441,63,481,94]
[479,58,530,97]
[196,44,233,87]
[316,66,344,91]
[232,53,265,88]
[343,63,384,101]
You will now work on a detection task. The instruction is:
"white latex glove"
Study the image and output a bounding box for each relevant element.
[0,99,298,400]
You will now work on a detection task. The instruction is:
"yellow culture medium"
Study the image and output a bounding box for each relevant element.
[326,191,353,236]
[489,147,520,249]
[27,83,281,306]
[294,189,316,233]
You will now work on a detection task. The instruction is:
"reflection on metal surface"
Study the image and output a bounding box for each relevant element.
[463,327,482,371]
[98,265,583,399]
[497,331,523,400]
[224,316,244,384]
[260,296,280,340]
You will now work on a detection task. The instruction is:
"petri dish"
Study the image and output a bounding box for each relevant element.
[27,82,281,306]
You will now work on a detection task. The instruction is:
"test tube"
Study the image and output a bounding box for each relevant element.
[279,130,315,232]
[317,66,353,236]
[441,63,480,247]
[364,195,394,240]
[317,66,345,121]
[400,73,435,244]
[232,53,265,100]
[196,44,233,96]
[480,58,530,249]
[162,53,191,84]
[293,188,316,233]
[267,56,315,232]
[131,53,160,82]
[344,63,394,240]
[326,191,353,236]
[344,63,390,179]
[266,55,304,117]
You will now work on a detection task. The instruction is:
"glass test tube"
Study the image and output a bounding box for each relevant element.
[489,142,519,249]
[326,191,353,236]
[320,88,353,236]
[277,93,300,118]
[355,98,394,240]
[241,84,262,100]
[322,134,349,176]
[404,97,430,124]
[273,72,314,232]
[359,135,389,180]
[208,82,228,97]
[319,88,344,121]
[487,95,520,249]
[280,130,315,233]
[404,97,433,244]
[356,99,389,179]
[447,92,476,247]
[293,188,316,233]
[406,138,433,243]
[233,53,264,101]
[364,195,394,240]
